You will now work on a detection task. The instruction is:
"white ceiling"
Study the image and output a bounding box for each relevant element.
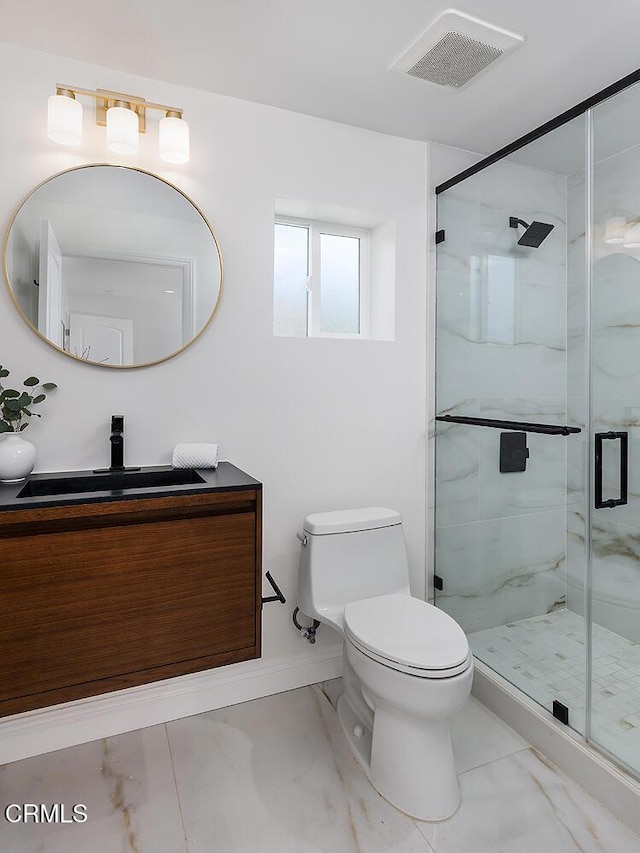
[2,0,640,157]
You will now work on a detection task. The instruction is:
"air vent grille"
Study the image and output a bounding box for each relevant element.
[391,10,523,90]
[407,31,504,88]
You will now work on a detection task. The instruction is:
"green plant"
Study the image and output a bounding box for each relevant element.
[0,365,57,433]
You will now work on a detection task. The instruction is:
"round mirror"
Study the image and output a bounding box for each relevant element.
[2,165,223,367]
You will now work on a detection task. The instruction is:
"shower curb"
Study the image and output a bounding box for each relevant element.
[473,659,640,835]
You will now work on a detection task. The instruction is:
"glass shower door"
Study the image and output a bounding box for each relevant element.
[434,114,588,734]
[589,85,640,776]
[434,71,640,781]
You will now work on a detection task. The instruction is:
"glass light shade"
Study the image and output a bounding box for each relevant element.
[604,216,626,244]
[159,115,190,164]
[106,106,139,155]
[47,94,83,146]
[624,222,640,248]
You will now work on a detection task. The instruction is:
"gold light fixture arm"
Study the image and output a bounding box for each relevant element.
[55,84,184,134]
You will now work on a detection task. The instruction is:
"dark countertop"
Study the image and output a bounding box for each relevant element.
[0,462,261,513]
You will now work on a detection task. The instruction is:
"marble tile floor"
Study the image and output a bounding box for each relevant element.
[1,679,639,852]
[470,608,640,772]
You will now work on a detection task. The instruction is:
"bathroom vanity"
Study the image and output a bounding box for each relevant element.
[0,462,262,716]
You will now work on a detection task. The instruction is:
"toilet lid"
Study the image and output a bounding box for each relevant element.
[344,594,470,674]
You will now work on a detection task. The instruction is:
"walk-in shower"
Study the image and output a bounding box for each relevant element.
[434,68,640,781]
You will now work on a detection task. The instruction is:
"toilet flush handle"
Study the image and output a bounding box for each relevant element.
[296,532,308,547]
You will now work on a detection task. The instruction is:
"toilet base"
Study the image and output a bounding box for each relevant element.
[337,691,463,822]
[338,692,373,769]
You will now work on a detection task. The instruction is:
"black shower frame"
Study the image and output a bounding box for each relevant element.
[435,67,640,195]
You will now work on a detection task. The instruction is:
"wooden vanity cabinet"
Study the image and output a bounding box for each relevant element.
[0,487,262,716]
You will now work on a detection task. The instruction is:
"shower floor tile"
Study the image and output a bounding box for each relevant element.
[470,609,640,774]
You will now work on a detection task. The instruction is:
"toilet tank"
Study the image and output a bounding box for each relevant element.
[297,507,411,630]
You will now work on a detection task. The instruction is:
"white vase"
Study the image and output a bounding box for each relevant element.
[0,432,36,483]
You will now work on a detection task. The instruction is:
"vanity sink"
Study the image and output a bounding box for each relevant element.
[17,468,206,498]
[0,460,262,717]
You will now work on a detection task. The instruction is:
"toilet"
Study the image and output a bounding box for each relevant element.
[297,507,473,821]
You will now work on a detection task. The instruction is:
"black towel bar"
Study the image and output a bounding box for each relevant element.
[436,415,581,436]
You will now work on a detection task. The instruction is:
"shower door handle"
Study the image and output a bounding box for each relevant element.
[595,431,628,508]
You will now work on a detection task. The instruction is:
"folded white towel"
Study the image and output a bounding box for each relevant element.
[172,443,219,469]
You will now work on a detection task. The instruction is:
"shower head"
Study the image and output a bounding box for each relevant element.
[509,216,554,248]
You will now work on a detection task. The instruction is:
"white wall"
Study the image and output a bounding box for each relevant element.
[0,42,428,757]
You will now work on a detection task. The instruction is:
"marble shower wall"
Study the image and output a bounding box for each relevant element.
[435,159,568,633]
[566,143,640,643]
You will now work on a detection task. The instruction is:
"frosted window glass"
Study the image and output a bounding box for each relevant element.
[485,254,516,344]
[320,233,360,334]
[274,223,308,336]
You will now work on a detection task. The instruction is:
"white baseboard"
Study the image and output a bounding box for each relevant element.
[473,660,640,836]
[0,649,343,765]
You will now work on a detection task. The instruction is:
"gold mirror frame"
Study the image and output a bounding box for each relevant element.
[2,165,223,368]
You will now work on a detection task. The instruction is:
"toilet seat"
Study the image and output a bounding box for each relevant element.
[344,593,472,679]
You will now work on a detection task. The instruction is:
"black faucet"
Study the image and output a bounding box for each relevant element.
[93,415,140,474]
[110,415,125,471]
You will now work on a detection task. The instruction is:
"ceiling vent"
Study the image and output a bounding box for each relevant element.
[391,9,524,90]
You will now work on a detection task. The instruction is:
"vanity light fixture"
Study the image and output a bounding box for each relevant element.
[602,215,640,249]
[159,111,190,164]
[47,88,83,146]
[604,216,626,245]
[623,221,640,249]
[47,85,190,164]
[106,101,139,155]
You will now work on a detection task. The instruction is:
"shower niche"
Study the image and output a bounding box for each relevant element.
[434,70,640,781]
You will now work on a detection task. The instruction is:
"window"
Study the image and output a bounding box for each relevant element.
[469,253,517,345]
[274,217,369,337]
